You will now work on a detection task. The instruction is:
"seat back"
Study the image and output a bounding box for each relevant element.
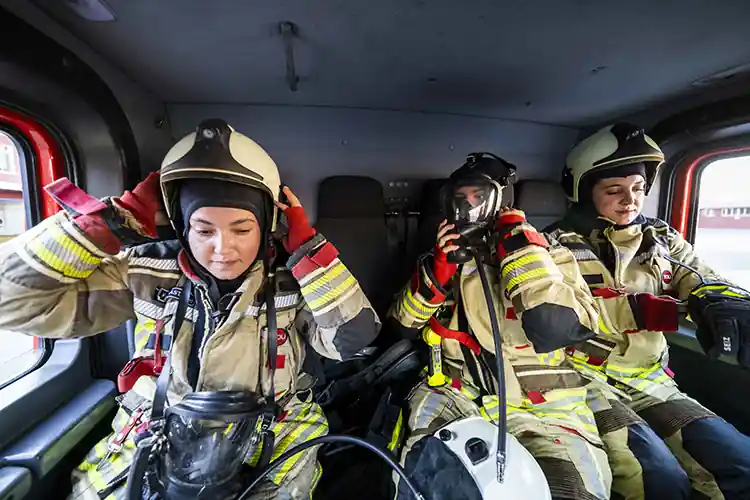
[314,176,396,316]
[514,180,568,231]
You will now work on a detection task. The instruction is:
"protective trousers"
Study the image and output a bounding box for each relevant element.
[595,389,750,500]
[393,383,612,500]
[67,394,327,500]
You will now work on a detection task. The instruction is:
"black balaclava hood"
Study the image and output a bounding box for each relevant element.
[178,178,268,300]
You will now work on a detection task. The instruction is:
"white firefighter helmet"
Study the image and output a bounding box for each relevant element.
[562,123,665,203]
[435,417,552,499]
[160,119,281,233]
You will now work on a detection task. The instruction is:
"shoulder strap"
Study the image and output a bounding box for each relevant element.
[264,271,278,404]
[151,279,193,422]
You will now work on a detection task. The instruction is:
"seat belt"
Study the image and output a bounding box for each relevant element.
[256,269,278,468]
[98,278,193,498]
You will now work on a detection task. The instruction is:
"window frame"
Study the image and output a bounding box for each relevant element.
[666,145,750,243]
[0,105,68,391]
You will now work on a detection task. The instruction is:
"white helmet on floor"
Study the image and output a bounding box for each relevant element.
[562,123,665,203]
[160,119,281,232]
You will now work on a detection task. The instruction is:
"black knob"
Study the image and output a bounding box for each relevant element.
[438,429,453,441]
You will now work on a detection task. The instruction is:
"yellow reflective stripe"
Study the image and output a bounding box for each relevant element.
[272,418,328,484]
[387,410,404,452]
[401,288,435,321]
[598,317,612,335]
[309,462,323,499]
[506,267,551,290]
[501,251,544,278]
[301,262,347,295]
[47,223,101,265]
[537,349,564,365]
[305,275,357,310]
[27,239,91,279]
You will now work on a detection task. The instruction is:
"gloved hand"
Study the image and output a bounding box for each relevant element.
[433,219,460,285]
[632,293,679,332]
[494,207,548,259]
[688,283,750,368]
[111,171,161,239]
[275,186,316,253]
[44,172,163,253]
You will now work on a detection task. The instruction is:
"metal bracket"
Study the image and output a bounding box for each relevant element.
[279,21,299,92]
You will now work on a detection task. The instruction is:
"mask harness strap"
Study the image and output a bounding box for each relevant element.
[123,278,193,499]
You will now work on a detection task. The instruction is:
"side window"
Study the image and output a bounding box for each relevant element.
[0,130,46,388]
[694,156,750,289]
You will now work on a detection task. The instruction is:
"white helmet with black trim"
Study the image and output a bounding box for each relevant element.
[562,123,665,203]
[160,119,281,233]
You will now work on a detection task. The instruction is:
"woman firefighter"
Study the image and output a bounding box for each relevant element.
[389,152,634,500]
[547,122,750,499]
[0,119,381,499]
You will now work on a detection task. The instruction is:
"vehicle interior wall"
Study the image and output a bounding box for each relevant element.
[0,0,173,181]
[168,104,581,219]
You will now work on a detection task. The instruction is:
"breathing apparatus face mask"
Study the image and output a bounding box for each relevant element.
[162,392,265,490]
[440,153,516,263]
[133,390,275,500]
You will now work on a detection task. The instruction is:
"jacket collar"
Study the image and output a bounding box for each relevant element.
[560,204,647,240]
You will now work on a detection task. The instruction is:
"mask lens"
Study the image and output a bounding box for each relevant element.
[448,181,500,227]
[164,413,259,486]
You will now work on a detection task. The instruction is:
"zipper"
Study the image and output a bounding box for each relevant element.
[194,284,215,390]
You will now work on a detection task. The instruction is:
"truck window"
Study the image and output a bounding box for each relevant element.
[694,155,750,289]
[0,130,43,388]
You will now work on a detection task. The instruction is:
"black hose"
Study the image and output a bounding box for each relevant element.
[474,256,508,482]
[124,443,152,500]
[236,434,424,500]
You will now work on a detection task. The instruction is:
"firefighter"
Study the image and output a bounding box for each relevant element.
[390,153,623,500]
[0,119,381,499]
[548,122,750,499]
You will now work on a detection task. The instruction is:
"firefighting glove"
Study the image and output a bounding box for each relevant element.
[276,186,316,253]
[688,283,750,368]
[44,172,162,253]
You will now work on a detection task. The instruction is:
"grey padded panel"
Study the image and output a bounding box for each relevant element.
[0,380,116,477]
[0,467,31,500]
[515,180,569,230]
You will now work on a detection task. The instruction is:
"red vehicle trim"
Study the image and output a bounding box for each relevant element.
[670,146,750,236]
[0,106,65,219]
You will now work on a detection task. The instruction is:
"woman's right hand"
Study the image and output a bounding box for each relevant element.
[436,219,461,255]
[432,220,460,286]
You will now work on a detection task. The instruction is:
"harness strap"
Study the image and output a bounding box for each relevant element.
[151,279,193,422]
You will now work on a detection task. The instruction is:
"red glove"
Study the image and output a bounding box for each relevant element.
[432,244,457,286]
[632,293,679,332]
[282,206,316,253]
[115,171,161,238]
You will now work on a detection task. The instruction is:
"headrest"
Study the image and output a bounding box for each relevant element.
[419,178,515,217]
[317,176,385,219]
[419,179,449,216]
[515,180,568,216]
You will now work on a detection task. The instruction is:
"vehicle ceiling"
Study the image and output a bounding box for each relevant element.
[26,0,750,127]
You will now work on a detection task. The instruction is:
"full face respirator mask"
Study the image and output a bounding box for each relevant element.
[440,153,516,263]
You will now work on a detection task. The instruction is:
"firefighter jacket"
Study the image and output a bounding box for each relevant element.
[546,205,723,403]
[389,219,629,443]
[0,210,380,481]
